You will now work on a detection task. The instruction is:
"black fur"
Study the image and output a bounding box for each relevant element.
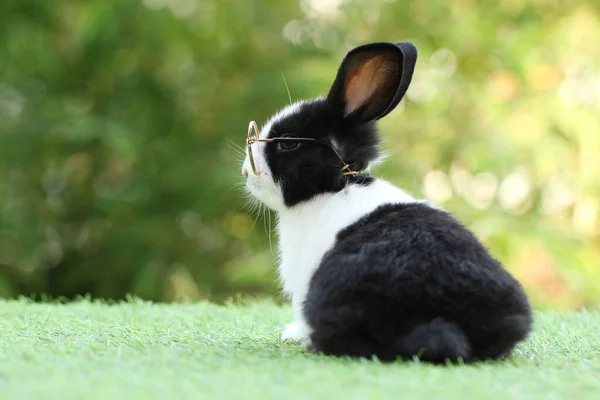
[260,41,533,363]
[265,100,378,207]
[303,203,533,363]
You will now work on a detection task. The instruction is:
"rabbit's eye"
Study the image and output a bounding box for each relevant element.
[277,141,300,151]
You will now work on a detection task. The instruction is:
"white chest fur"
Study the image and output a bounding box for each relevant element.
[276,179,420,323]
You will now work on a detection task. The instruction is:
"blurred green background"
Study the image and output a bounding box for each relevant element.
[1,0,599,311]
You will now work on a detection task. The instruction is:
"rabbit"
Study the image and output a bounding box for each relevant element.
[241,41,533,363]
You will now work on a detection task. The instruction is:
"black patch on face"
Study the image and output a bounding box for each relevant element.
[264,100,380,208]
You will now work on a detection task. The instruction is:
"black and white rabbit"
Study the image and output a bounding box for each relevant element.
[241,41,533,363]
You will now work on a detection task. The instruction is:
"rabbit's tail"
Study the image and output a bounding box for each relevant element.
[394,318,472,363]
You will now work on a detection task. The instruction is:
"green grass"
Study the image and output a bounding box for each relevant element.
[1,299,599,400]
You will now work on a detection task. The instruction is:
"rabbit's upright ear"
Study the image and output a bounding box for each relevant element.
[327,42,417,124]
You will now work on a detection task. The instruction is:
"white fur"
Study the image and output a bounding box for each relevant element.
[259,100,308,139]
[242,102,307,209]
[242,103,431,344]
[276,179,429,344]
[241,102,305,209]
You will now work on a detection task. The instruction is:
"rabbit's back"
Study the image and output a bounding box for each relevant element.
[303,202,533,363]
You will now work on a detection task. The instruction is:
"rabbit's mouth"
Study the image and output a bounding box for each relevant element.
[245,173,285,211]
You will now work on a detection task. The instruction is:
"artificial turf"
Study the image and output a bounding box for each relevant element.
[1,298,599,400]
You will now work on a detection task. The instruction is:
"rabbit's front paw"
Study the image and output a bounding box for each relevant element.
[281,321,310,342]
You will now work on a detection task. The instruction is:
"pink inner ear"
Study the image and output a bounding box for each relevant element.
[344,54,390,116]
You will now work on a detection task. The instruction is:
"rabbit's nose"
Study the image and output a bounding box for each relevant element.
[242,167,249,178]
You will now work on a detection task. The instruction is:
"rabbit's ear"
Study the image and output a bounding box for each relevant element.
[327,42,417,124]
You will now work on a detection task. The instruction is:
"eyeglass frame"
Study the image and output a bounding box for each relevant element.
[246,121,367,177]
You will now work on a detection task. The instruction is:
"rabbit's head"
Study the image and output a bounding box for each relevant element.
[242,42,418,211]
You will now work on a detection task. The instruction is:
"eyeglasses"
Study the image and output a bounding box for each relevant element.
[246,121,366,177]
